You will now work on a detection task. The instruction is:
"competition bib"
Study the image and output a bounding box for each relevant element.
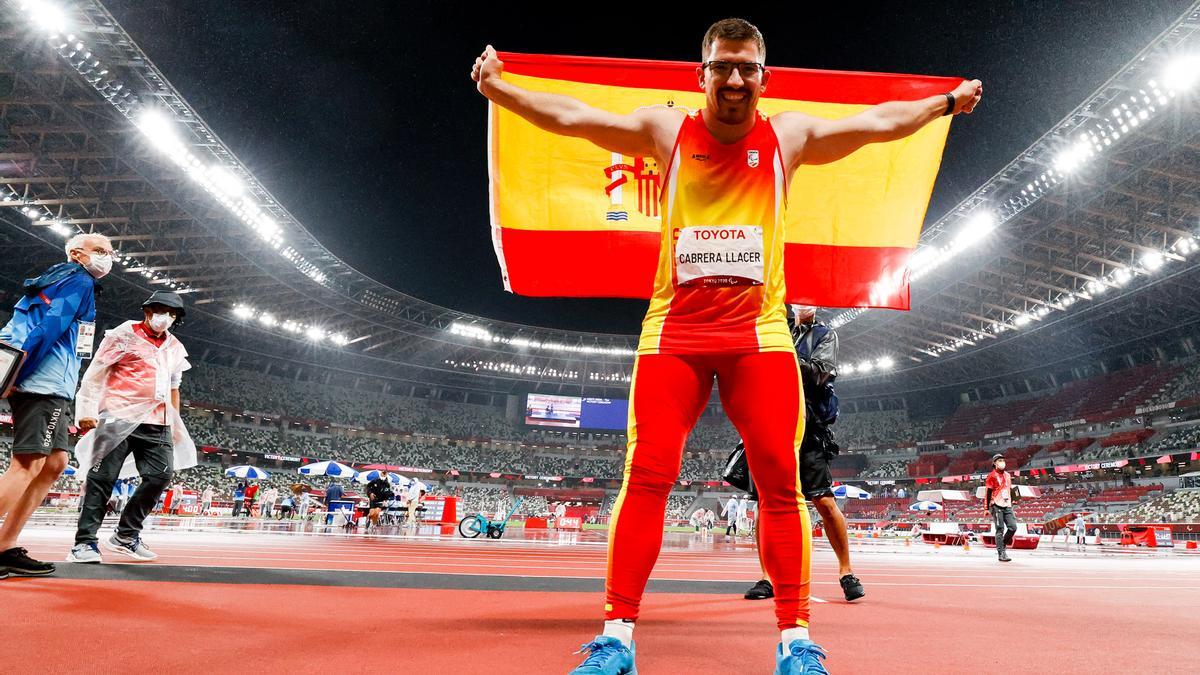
[76,321,95,359]
[674,225,764,287]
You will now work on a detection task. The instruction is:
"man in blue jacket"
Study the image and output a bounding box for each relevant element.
[0,232,111,577]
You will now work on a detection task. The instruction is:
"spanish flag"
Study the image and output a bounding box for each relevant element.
[488,52,959,309]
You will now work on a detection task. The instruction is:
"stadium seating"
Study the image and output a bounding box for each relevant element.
[1089,484,1163,503]
[1103,490,1200,523]
[859,460,908,479]
[949,488,1088,521]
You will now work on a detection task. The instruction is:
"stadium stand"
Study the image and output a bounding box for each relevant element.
[1103,490,1200,523]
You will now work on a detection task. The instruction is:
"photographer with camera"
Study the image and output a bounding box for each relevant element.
[731,306,865,603]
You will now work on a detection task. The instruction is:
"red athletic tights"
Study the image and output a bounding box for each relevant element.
[604,351,812,631]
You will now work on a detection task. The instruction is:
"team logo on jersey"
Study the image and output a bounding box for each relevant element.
[747,150,759,168]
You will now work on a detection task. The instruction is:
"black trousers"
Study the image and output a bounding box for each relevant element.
[75,424,174,545]
[991,505,1018,556]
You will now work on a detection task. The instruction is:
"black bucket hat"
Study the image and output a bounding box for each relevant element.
[142,290,186,327]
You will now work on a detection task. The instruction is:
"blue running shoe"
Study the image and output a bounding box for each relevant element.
[569,636,636,675]
[775,639,829,675]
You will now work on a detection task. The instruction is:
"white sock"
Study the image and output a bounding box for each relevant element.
[780,627,810,645]
[603,619,635,646]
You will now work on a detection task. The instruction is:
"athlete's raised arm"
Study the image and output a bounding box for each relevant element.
[775,78,982,167]
[472,45,679,159]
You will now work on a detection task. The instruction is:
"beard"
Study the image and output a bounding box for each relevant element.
[710,87,757,125]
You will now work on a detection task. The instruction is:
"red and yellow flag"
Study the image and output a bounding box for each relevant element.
[488,52,959,309]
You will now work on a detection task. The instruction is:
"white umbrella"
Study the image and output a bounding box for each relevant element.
[226,465,270,480]
[909,500,944,512]
[297,460,356,478]
[917,489,972,503]
[832,484,871,499]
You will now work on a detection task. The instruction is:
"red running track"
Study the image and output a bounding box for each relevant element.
[7,525,1199,673]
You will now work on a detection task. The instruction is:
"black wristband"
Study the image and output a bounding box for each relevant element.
[942,92,956,116]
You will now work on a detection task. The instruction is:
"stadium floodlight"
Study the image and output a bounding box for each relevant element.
[1013,313,1033,327]
[257,216,280,235]
[136,109,186,156]
[951,210,997,250]
[207,166,245,197]
[258,312,278,327]
[329,333,349,346]
[1162,54,1200,92]
[22,206,41,219]
[281,320,301,333]
[857,360,875,373]
[908,245,944,271]
[1140,250,1165,272]
[1112,267,1133,286]
[304,326,326,341]
[48,222,72,237]
[20,0,69,35]
[232,305,254,320]
[1175,237,1198,256]
[840,363,856,375]
[1053,138,1093,173]
[876,356,895,370]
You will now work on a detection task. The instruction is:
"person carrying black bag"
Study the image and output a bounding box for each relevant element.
[730,305,865,602]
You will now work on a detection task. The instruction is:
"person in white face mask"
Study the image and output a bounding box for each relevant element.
[66,291,196,564]
[0,232,110,578]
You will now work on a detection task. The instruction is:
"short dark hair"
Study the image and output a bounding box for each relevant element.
[702,18,766,62]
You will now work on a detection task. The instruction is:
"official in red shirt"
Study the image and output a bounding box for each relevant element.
[68,291,191,563]
[983,454,1018,562]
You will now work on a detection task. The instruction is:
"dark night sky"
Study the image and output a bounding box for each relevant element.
[104,0,1193,334]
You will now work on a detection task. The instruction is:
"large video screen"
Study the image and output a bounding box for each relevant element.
[525,394,583,428]
[580,398,628,430]
[525,394,628,430]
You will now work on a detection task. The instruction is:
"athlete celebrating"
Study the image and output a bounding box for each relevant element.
[472,18,981,675]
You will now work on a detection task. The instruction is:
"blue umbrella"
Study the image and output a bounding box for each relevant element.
[909,500,943,512]
[354,470,405,485]
[226,465,271,480]
[62,465,78,476]
[297,460,356,478]
[832,484,871,500]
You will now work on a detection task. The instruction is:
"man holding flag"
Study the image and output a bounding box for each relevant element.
[473,17,980,675]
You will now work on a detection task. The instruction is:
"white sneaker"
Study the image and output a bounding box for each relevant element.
[104,535,158,561]
[66,542,103,564]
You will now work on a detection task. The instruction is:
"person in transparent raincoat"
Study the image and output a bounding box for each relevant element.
[66,292,196,563]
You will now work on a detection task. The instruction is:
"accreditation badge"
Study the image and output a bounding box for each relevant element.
[76,321,96,359]
[674,225,765,287]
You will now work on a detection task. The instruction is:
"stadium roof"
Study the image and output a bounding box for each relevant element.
[1,0,1198,398]
[833,4,1200,394]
